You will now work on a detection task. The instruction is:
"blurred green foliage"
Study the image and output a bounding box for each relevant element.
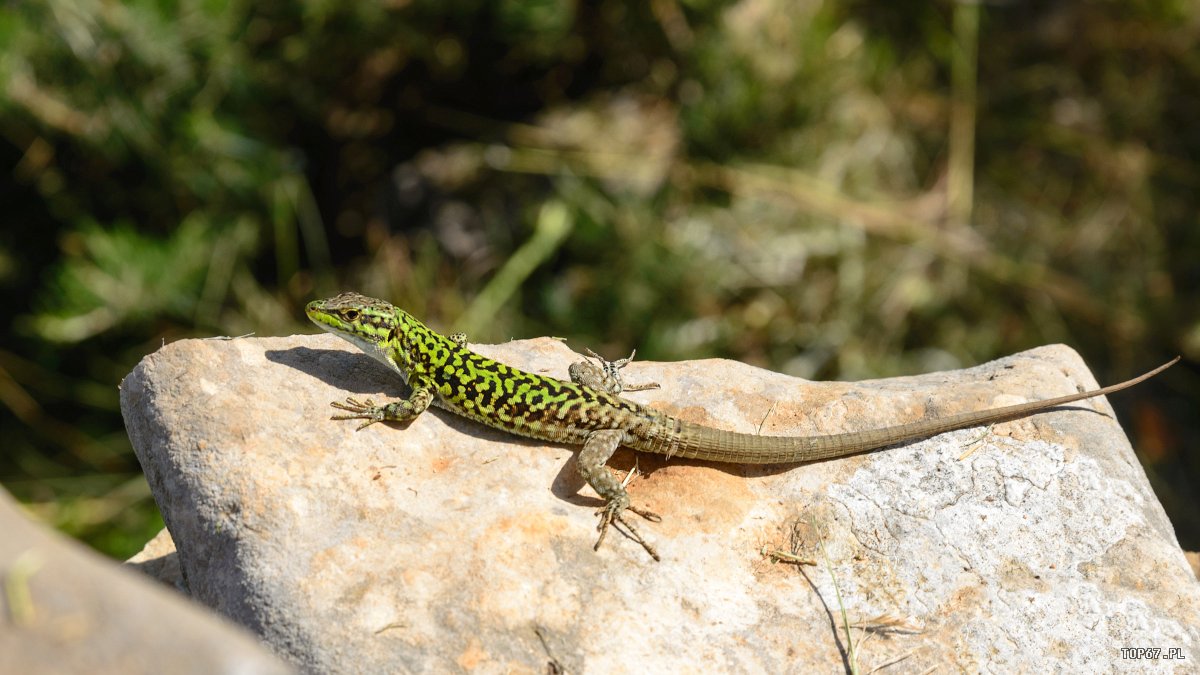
[1,0,1196,558]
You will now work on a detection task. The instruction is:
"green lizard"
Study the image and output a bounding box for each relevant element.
[306,292,1178,561]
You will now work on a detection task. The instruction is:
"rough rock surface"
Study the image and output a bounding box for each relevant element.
[120,335,1199,673]
[124,526,183,590]
[0,487,293,674]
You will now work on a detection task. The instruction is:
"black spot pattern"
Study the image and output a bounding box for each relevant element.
[393,319,657,443]
[313,292,674,446]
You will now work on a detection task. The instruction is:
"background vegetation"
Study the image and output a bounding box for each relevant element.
[1,0,1196,559]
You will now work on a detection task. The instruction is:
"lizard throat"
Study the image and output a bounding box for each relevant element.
[308,314,410,384]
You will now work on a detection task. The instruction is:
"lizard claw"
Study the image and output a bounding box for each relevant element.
[628,505,662,523]
[594,501,661,562]
[330,397,384,429]
[331,396,377,412]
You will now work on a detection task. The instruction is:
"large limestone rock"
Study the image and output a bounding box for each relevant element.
[0,487,292,674]
[120,335,1199,672]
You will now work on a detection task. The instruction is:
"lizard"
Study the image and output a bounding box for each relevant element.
[305,291,1178,561]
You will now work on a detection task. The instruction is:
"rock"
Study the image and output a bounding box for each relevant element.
[0,487,293,674]
[120,335,1199,672]
[124,526,182,590]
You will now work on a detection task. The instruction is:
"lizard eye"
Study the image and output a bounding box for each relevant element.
[342,309,360,321]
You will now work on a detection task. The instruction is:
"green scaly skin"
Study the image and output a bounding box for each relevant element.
[306,292,1178,561]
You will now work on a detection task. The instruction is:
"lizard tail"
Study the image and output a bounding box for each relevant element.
[640,357,1178,465]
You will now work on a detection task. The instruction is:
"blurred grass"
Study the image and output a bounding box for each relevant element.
[0,0,1196,559]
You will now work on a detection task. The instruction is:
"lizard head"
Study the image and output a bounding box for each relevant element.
[306,292,414,379]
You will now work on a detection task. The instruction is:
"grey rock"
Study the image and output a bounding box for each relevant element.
[120,335,1199,672]
[124,526,183,590]
[0,487,293,675]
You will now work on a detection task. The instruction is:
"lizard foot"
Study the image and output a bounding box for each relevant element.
[328,387,434,430]
[594,501,662,562]
[570,347,660,395]
[329,397,385,430]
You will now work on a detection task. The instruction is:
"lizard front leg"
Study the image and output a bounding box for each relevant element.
[329,378,435,431]
[578,429,662,561]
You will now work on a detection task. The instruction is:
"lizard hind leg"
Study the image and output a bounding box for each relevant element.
[568,347,660,395]
[578,429,662,561]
